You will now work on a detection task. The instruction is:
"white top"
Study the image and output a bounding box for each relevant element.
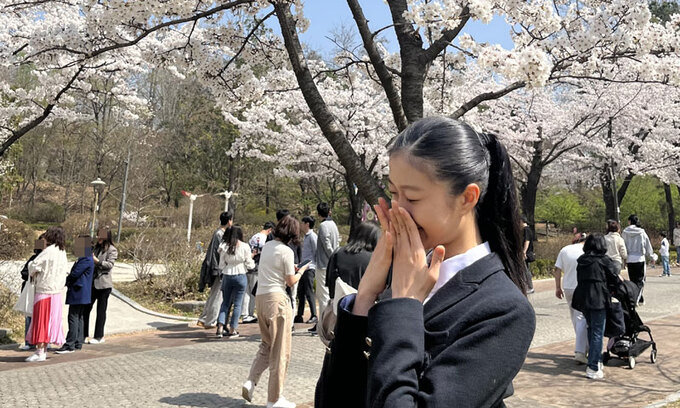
[28,244,69,294]
[673,228,680,246]
[604,232,627,265]
[660,238,670,257]
[249,232,268,251]
[218,240,255,275]
[424,242,491,304]
[256,240,295,295]
[555,243,585,290]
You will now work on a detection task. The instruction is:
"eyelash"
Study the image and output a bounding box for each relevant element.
[389,191,418,203]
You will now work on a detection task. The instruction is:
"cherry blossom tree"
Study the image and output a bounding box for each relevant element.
[1,0,679,209]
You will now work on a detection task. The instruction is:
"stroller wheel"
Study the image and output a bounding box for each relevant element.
[602,351,610,365]
[651,349,657,364]
[628,356,636,369]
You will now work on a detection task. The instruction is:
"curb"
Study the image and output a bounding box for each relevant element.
[645,390,680,408]
[111,288,198,323]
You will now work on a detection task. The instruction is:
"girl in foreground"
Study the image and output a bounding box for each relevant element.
[315,117,536,407]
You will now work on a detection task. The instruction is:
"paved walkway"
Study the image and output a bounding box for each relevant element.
[1,267,679,407]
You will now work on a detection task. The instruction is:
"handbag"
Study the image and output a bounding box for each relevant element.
[13,280,35,316]
[317,278,358,347]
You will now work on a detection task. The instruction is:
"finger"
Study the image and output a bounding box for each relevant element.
[379,196,391,216]
[391,201,407,237]
[374,204,389,231]
[427,245,446,281]
[399,207,421,249]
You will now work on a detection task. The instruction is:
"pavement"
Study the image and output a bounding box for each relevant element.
[0,265,680,407]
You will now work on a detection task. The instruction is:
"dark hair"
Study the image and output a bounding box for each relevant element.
[276,209,290,221]
[317,202,330,218]
[660,231,667,237]
[274,215,301,246]
[43,227,65,251]
[302,216,316,229]
[263,221,275,230]
[388,117,527,293]
[95,228,114,252]
[223,225,244,255]
[345,222,380,254]
[606,219,620,233]
[583,233,607,255]
[628,214,640,227]
[220,210,234,226]
[576,232,587,243]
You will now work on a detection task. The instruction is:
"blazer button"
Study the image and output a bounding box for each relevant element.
[365,337,372,347]
[363,350,371,360]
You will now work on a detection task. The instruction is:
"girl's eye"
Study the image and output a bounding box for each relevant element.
[389,191,398,198]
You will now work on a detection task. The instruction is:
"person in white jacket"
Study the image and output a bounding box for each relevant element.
[604,219,627,272]
[25,226,69,362]
[216,226,255,338]
[622,214,654,304]
[673,222,680,266]
[659,232,671,277]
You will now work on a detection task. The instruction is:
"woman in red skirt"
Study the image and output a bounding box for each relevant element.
[25,226,69,362]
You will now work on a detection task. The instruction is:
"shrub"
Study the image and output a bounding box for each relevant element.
[0,219,34,260]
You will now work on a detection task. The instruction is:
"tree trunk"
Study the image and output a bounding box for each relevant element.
[345,173,363,239]
[617,172,635,206]
[664,183,675,235]
[273,3,387,206]
[600,165,618,221]
[519,139,543,231]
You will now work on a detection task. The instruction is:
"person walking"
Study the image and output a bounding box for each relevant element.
[242,216,308,408]
[56,235,95,354]
[622,214,653,304]
[659,232,671,277]
[216,226,255,338]
[522,216,535,294]
[315,117,535,407]
[83,227,118,344]
[310,202,339,333]
[242,221,275,324]
[18,234,45,351]
[604,219,627,273]
[198,211,233,328]
[673,221,680,266]
[24,226,68,362]
[294,216,317,324]
[554,233,588,364]
[571,233,621,380]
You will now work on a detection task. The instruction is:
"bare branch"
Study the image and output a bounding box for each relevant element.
[450,81,525,119]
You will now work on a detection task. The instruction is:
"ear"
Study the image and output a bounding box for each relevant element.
[460,183,481,214]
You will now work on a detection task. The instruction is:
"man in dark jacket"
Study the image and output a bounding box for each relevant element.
[197,210,233,328]
[57,235,95,353]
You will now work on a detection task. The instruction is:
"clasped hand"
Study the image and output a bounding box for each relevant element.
[353,197,445,316]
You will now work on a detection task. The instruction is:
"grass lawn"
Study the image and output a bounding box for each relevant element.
[115,281,205,318]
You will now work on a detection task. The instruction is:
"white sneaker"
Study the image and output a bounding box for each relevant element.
[266,396,296,408]
[242,380,255,402]
[18,344,31,351]
[84,337,91,344]
[574,352,588,364]
[89,338,105,344]
[25,352,46,362]
[585,367,604,379]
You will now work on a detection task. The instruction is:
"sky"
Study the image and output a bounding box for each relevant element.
[281,1,515,58]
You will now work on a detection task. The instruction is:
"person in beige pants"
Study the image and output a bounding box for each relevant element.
[242,216,308,408]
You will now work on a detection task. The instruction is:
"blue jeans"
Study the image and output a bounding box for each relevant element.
[584,309,606,371]
[218,274,247,330]
[662,255,671,276]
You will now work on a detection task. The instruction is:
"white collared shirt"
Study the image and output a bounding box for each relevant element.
[424,242,491,304]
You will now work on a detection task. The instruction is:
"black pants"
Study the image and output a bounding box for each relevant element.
[84,287,112,339]
[64,304,86,350]
[627,262,646,303]
[296,269,317,318]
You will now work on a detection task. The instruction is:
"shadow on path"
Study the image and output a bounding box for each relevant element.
[159,393,262,407]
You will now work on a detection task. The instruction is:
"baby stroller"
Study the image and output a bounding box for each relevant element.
[602,280,657,369]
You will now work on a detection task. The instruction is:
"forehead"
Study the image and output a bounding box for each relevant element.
[97,228,108,238]
[388,154,438,189]
[75,237,91,247]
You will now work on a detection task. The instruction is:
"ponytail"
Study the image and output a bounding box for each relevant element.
[477,133,527,293]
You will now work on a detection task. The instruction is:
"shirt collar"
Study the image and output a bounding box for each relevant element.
[424,242,491,304]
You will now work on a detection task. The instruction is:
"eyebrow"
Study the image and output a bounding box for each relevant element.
[387,178,424,192]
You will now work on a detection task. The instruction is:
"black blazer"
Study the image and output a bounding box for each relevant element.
[315,253,536,408]
[572,254,619,311]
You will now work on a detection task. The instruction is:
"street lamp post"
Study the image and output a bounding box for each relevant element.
[90,178,106,237]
